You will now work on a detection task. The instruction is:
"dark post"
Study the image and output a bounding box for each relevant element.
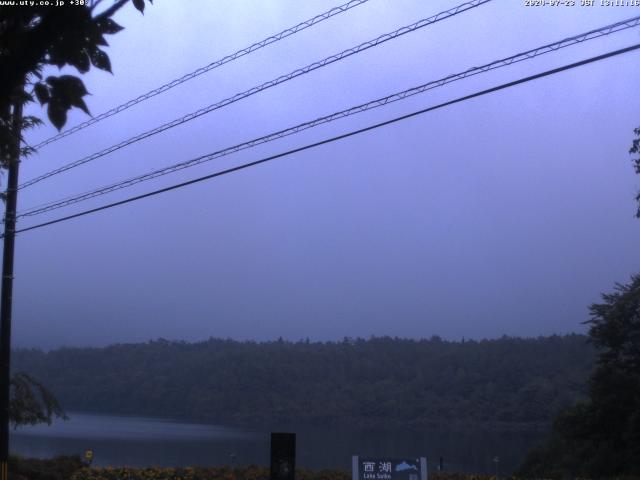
[0,98,23,480]
[270,432,296,480]
[439,456,443,472]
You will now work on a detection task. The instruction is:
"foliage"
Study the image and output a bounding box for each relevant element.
[6,459,535,480]
[9,456,640,480]
[630,127,640,217]
[517,275,640,478]
[0,0,152,170]
[8,454,84,480]
[68,466,515,480]
[9,372,67,427]
[14,335,594,430]
[1,0,152,430]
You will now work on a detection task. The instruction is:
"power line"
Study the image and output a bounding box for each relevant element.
[17,14,640,219]
[19,0,491,190]
[33,0,372,149]
[10,43,640,237]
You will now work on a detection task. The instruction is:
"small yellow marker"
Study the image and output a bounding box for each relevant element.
[84,449,94,465]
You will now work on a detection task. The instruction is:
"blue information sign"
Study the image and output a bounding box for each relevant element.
[352,457,427,480]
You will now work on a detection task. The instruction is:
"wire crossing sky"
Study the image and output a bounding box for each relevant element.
[11,43,640,237]
[16,14,640,219]
[19,0,491,189]
[14,0,640,348]
[32,0,372,149]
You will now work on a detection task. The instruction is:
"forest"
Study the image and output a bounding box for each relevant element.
[13,334,594,430]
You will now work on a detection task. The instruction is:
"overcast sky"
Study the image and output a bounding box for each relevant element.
[10,0,640,349]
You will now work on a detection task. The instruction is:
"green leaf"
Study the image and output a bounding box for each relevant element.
[98,18,124,35]
[70,96,90,116]
[70,49,91,74]
[57,75,89,97]
[47,99,67,131]
[21,91,34,104]
[89,48,112,73]
[45,76,61,87]
[44,76,90,129]
[22,116,44,129]
[46,47,67,68]
[132,0,145,13]
[95,34,109,47]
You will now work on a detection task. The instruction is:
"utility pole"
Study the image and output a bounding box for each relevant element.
[0,97,23,480]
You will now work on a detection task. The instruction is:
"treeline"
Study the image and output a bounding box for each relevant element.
[13,335,594,429]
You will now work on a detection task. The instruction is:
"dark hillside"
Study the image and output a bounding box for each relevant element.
[13,335,594,429]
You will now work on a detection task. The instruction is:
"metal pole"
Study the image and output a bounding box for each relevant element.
[0,98,23,480]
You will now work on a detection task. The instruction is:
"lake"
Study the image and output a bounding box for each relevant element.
[12,412,545,474]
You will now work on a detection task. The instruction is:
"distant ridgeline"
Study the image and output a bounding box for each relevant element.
[13,335,594,430]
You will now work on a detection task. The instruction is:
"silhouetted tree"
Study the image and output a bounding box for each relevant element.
[1,0,152,166]
[518,275,640,478]
[519,126,640,478]
[631,126,640,217]
[9,373,66,427]
[1,0,151,426]
[577,275,640,473]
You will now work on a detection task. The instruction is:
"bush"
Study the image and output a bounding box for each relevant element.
[9,454,84,480]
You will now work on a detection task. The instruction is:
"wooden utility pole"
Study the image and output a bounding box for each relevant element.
[0,98,23,480]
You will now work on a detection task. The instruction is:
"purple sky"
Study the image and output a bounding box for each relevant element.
[11,0,640,348]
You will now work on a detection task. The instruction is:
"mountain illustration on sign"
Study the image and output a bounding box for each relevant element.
[395,462,418,472]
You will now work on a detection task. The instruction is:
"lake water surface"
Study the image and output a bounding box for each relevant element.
[12,412,545,474]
